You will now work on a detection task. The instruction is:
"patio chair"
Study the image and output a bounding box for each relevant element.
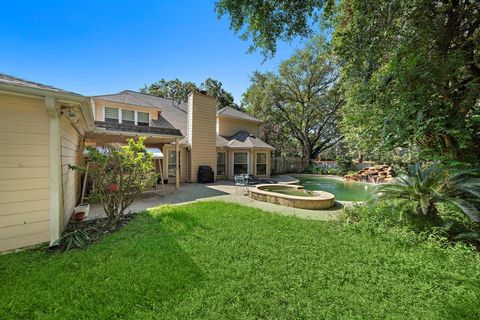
[234,175,248,194]
[244,174,278,185]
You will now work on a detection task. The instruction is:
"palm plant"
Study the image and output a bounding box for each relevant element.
[374,163,480,223]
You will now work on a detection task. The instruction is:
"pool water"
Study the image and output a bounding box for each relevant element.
[260,186,318,197]
[293,175,375,201]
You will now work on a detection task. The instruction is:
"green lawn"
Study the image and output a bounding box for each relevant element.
[1,202,479,320]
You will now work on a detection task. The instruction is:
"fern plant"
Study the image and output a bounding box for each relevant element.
[374,163,480,223]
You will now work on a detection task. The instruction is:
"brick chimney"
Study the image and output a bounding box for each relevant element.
[187,91,217,182]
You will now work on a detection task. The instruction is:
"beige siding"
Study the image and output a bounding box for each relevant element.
[0,93,50,251]
[188,93,217,182]
[217,116,260,137]
[60,115,84,228]
[93,99,159,122]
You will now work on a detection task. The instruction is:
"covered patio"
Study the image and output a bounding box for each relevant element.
[85,124,185,190]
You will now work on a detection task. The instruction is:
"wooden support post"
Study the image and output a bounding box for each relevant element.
[175,138,180,190]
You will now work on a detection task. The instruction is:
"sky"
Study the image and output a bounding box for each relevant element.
[0,0,302,103]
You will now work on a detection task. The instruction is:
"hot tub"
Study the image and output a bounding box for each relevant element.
[249,184,335,210]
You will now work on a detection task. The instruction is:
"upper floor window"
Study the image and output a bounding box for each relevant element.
[138,112,150,126]
[122,109,135,125]
[103,106,150,126]
[105,107,119,123]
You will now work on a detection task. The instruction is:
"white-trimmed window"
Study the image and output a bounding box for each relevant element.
[233,152,249,175]
[122,109,135,125]
[256,152,267,176]
[168,150,181,178]
[105,107,119,123]
[103,107,150,126]
[217,152,226,176]
[137,112,150,126]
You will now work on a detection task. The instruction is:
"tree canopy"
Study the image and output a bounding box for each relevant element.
[141,77,238,110]
[243,37,343,160]
[215,0,335,57]
[336,0,480,162]
[217,0,480,164]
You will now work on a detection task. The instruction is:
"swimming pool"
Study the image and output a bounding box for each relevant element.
[292,175,375,201]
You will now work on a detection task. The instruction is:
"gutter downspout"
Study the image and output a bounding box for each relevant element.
[45,96,62,245]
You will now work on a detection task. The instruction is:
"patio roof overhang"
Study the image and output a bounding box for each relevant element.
[86,121,184,145]
[83,146,164,159]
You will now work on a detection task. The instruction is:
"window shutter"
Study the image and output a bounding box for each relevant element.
[137,112,149,124]
[122,109,134,122]
[105,107,118,120]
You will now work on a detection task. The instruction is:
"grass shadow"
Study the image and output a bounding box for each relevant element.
[0,212,205,319]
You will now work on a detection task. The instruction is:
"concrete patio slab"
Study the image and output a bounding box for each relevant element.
[87,177,345,222]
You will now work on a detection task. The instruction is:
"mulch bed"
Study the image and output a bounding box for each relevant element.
[49,211,138,252]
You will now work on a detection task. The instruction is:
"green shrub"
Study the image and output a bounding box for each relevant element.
[305,164,346,176]
[335,154,354,175]
[374,163,480,223]
[305,164,325,174]
[72,137,157,225]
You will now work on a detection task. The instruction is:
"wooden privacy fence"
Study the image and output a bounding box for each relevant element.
[271,157,310,175]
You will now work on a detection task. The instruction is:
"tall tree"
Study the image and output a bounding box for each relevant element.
[216,0,480,163]
[215,0,335,57]
[200,78,237,109]
[243,37,343,161]
[141,78,239,110]
[244,72,301,157]
[140,78,198,104]
[336,0,480,162]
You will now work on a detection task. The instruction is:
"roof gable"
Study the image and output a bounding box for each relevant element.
[219,130,274,149]
[217,106,262,123]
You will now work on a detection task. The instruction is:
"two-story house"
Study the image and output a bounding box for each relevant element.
[0,74,273,252]
[88,90,274,184]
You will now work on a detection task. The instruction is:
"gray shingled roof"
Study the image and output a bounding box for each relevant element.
[0,73,83,96]
[219,131,274,149]
[122,91,188,143]
[217,106,262,123]
[216,134,230,148]
[92,91,155,108]
[91,91,271,148]
[93,90,189,143]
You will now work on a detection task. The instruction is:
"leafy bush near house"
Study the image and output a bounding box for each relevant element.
[73,138,157,225]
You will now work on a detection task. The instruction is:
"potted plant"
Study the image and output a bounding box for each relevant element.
[74,203,90,221]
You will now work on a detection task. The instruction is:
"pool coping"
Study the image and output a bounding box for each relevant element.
[249,184,336,210]
[252,184,335,201]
